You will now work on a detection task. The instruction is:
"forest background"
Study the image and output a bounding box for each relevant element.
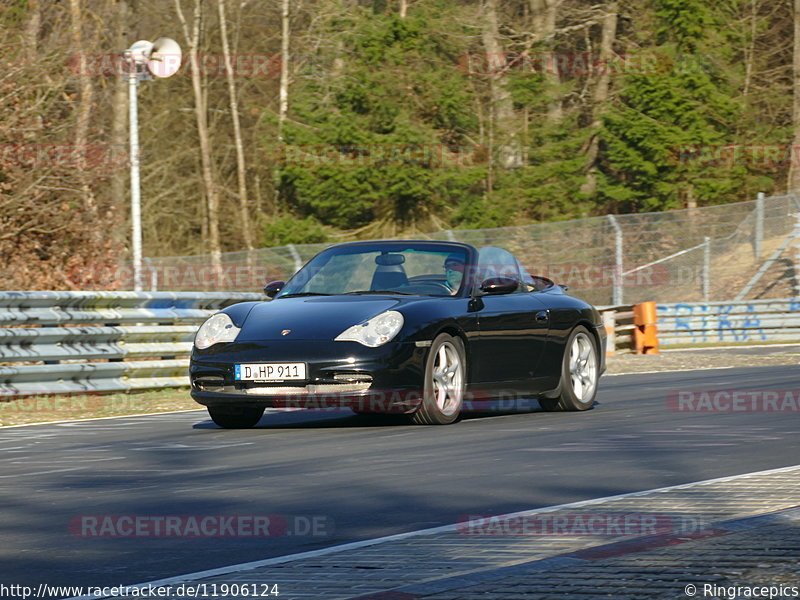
[2,0,800,289]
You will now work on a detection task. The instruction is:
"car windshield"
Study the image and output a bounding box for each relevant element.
[276,243,470,298]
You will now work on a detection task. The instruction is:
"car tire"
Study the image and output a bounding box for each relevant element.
[208,406,265,429]
[539,326,599,412]
[412,333,466,425]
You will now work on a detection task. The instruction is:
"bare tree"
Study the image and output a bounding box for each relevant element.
[530,0,563,123]
[218,0,253,251]
[278,0,290,142]
[68,0,97,211]
[23,0,40,62]
[789,0,800,192]
[580,0,618,196]
[481,0,522,170]
[111,0,130,241]
[174,0,222,272]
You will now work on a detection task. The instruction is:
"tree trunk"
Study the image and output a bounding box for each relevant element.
[111,0,130,240]
[68,0,97,211]
[580,1,618,196]
[23,0,40,62]
[278,0,290,142]
[399,0,407,18]
[175,0,222,273]
[789,0,800,193]
[218,0,253,251]
[742,0,757,99]
[481,0,522,169]
[530,0,562,123]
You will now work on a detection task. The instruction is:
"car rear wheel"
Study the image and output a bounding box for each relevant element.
[412,333,466,425]
[208,406,265,429]
[539,326,598,412]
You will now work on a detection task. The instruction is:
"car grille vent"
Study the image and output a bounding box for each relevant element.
[246,381,372,395]
[332,373,373,383]
[193,375,225,392]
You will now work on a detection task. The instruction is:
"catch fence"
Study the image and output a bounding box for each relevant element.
[130,193,800,306]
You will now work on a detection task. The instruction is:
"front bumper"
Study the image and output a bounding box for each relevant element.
[190,340,428,412]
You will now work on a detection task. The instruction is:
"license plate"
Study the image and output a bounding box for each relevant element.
[234,363,306,382]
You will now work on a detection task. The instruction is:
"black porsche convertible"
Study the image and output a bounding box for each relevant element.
[190,240,606,428]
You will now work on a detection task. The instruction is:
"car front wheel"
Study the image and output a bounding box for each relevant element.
[540,326,599,412]
[412,333,466,425]
[207,406,265,429]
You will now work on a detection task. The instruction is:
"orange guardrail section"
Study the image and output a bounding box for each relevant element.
[633,301,660,354]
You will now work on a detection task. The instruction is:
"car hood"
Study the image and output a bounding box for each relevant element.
[233,296,405,341]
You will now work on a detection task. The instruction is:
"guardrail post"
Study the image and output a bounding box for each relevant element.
[602,310,616,356]
[633,301,659,354]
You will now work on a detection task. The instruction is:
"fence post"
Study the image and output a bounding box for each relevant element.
[755,191,764,260]
[795,213,800,298]
[702,236,710,302]
[144,257,158,292]
[287,244,303,274]
[607,214,623,305]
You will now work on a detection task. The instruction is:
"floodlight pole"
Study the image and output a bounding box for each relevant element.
[123,38,181,291]
[128,59,143,292]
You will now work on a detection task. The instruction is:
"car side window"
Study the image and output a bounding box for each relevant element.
[476,247,524,293]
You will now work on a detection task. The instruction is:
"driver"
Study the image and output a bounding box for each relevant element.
[444,254,466,294]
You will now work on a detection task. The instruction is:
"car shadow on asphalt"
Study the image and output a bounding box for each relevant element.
[192,409,410,429]
[191,398,595,430]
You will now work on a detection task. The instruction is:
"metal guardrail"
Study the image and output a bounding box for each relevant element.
[657,299,800,346]
[3,292,799,398]
[598,304,634,354]
[596,299,800,353]
[0,291,260,397]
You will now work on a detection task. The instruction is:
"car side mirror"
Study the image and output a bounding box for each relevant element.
[480,276,519,295]
[264,280,285,299]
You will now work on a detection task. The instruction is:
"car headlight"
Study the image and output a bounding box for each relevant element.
[194,313,241,349]
[335,310,404,347]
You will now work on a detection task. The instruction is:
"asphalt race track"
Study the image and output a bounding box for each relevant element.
[1,365,799,593]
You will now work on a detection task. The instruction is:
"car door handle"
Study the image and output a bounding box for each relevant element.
[535,310,549,323]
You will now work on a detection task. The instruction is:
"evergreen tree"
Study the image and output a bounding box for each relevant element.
[599,0,751,212]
